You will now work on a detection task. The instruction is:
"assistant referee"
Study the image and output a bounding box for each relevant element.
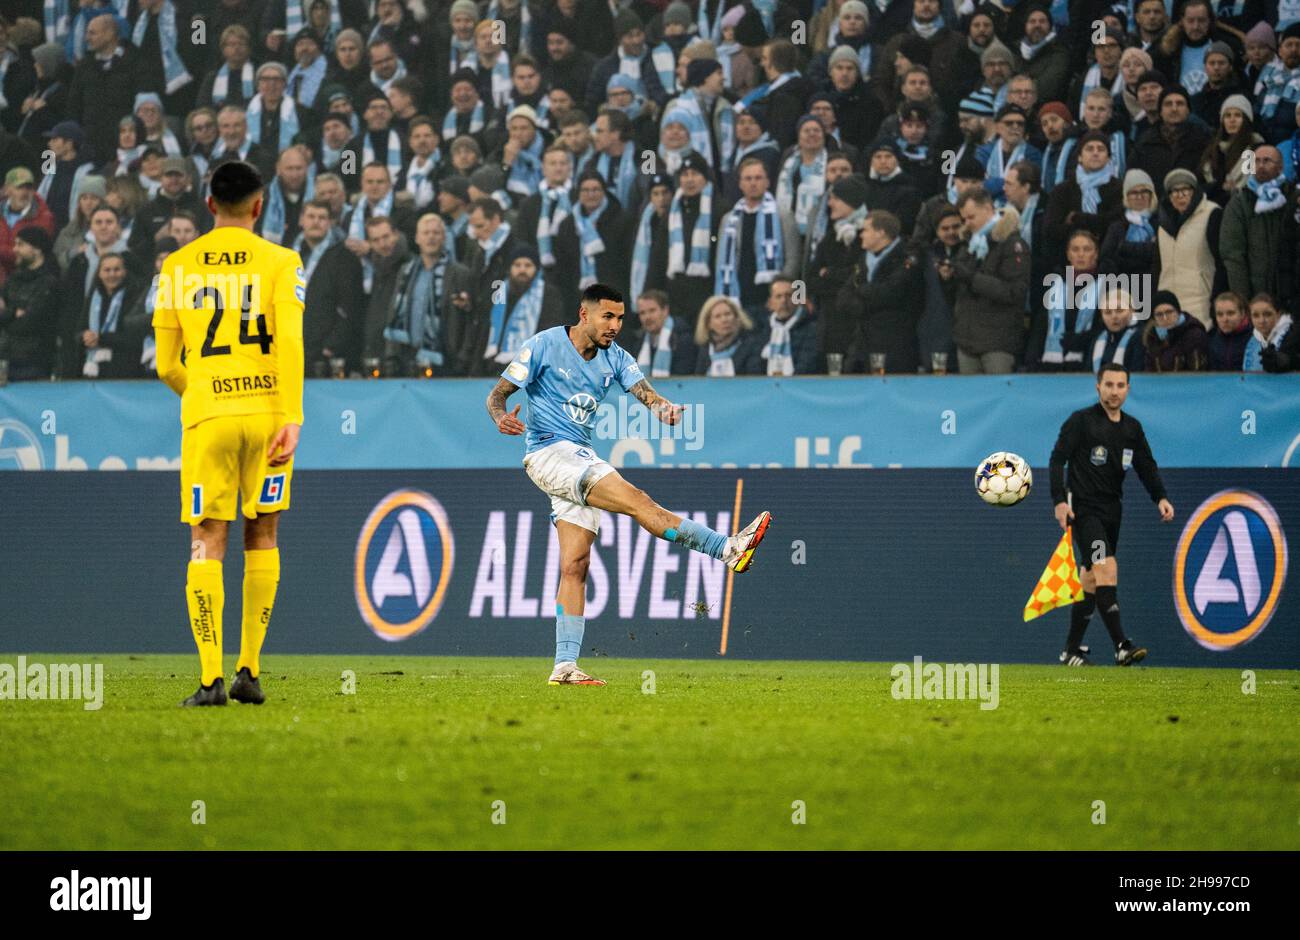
[1049,358,1175,666]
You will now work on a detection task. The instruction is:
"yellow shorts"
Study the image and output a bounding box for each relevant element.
[180,413,293,524]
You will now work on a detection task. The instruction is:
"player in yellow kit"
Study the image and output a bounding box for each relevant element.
[152,161,306,706]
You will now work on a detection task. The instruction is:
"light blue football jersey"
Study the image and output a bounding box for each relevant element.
[501,326,644,455]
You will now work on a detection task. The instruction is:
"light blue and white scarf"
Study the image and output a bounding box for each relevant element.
[715,192,784,297]
[1019,30,1056,61]
[777,148,826,236]
[285,0,340,39]
[707,338,739,376]
[44,0,73,48]
[1257,61,1297,119]
[1076,163,1111,213]
[731,133,778,171]
[865,238,900,281]
[663,93,735,173]
[133,1,191,93]
[1124,208,1154,241]
[752,0,777,35]
[966,211,999,261]
[1042,275,1097,364]
[1092,324,1137,372]
[261,170,316,245]
[913,15,944,40]
[629,201,657,303]
[287,54,327,109]
[650,42,677,96]
[1019,193,1039,247]
[1154,311,1186,340]
[487,0,534,55]
[486,271,546,362]
[575,198,609,288]
[370,56,407,93]
[637,316,676,377]
[349,190,394,292]
[450,34,475,73]
[1247,175,1287,214]
[667,183,713,278]
[1281,0,1300,30]
[716,41,741,88]
[385,253,448,366]
[594,145,637,210]
[1243,315,1292,371]
[762,309,802,375]
[82,231,128,296]
[293,226,340,282]
[0,47,16,110]
[404,153,439,209]
[1178,40,1209,96]
[84,286,125,376]
[1042,136,1076,192]
[443,101,485,138]
[363,128,403,180]
[141,274,158,370]
[535,183,572,267]
[1078,64,1123,116]
[986,139,1026,180]
[507,133,545,197]
[478,220,512,268]
[468,50,513,109]
[247,94,300,152]
[698,0,726,43]
[212,61,254,105]
[737,71,799,113]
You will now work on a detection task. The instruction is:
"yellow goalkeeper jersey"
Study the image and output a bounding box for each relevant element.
[153,226,306,429]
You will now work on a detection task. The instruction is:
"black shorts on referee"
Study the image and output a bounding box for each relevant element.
[1072,504,1121,569]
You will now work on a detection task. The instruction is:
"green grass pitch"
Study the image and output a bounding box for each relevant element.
[1,655,1296,850]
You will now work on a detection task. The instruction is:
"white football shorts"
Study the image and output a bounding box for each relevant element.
[523,440,617,534]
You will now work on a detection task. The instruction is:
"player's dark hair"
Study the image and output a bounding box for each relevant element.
[582,283,624,308]
[1097,362,1129,382]
[209,160,264,209]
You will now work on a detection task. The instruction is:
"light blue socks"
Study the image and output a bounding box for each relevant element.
[555,604,585,665]
[664,519,728,560]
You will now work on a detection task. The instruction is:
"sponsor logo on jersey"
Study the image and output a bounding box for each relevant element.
[211,374,278,394]
[506,361,528,382]
[355,489,455,641]
[259,474,286,506]
[1173,490,1288,651]
[1090,445,1107,466]
[199,251,249,265]
[565,392,598,425]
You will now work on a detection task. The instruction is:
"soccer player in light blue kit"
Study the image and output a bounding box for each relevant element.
[486,283,772,685]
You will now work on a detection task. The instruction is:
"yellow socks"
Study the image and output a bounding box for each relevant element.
[236,548,280,679]
[186,560,224,686]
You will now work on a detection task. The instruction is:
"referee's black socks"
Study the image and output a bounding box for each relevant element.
[1094,585,1125,647]
[1067,592,1096,650]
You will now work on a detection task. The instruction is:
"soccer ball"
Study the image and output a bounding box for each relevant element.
[975,452,1032,506]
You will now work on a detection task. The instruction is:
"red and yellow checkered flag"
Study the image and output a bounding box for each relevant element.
[1023,527,1085,621]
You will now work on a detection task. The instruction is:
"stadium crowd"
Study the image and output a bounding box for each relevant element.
[1,0,1299,382]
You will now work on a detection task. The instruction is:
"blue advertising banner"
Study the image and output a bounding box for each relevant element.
[1,468,1294,667]
[2,375,1299,471]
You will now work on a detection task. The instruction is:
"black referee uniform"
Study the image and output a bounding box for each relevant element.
[1048,402,1167,660]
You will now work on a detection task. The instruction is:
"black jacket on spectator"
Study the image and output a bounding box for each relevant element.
[64,275,147,379]
[750,73,817,153]
[919,240,960,371]
[693,328,766,375]
[553,201,632,313]
[1143,315,1209,372]
[302,241,365,373]
[1099,216,1157,279]
[753,309,820,375]
[544,51,600,104]
[949,207,1031,358]
[67,46,143,171]
[585,49,667,116]
[1206,320,1251,371]
[1043,176,1123,262]
[460,279,567,378]
[863,173,923,236]
[621,323,697,376]
[835,239,924,374]
[1260,323,1300,373]
[807,223,861,358]
[0,257,60,379]
[826,77,884,156]
[129,189,211,258]
[1132,121,1214,197]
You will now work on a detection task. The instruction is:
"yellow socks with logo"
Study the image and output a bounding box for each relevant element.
[236,548,280,679]
[186,560,224,686]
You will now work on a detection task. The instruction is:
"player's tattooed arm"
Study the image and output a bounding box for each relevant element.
[629,379,682,425]
[487,378,525,435]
